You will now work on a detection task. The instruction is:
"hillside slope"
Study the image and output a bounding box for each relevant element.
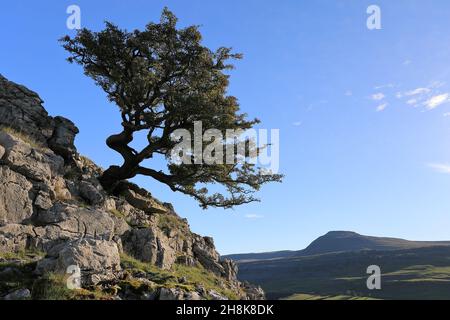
[0,74,264,300]
[225,231,450,262]
[225,231,450,300]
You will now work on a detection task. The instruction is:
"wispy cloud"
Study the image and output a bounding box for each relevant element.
[403,60,412,66]
[244,214,264,219]
[376,103,388,112]
[345,90,353,96]
[424,94,450,110]
[396,88,430,99]
[427,163,450,174]
[292,121,302,126]
[371,93,385,101]
[393,82,449,111]
[406,98,418,106]
[405,88,431,96]
[444,112,450,117]
[374,84,395,90]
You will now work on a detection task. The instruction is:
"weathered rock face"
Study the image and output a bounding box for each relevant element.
[0,166,34,226]
[48,116,79,161]
[0,74,78,159]
[36,204,115,240]
[0,75,265,300]
[0,224,34,253]
[122,227,176,269]
[36,239,121,285]
[0,75,54,145]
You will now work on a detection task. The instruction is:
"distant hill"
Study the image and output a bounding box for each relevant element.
[223,251,296,263]
[300,231,450,256]
[224,231,450,300]
[224,231,450,262]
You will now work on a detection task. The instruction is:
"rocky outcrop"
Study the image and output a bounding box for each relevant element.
[122,227,177,270]
[0,167,34,225]
[0,75,78,160]
[36,239,121,285]
[0,75,265,300]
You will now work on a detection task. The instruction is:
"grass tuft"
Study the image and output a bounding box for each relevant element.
[120,253,239,299]
[0,126,45,150]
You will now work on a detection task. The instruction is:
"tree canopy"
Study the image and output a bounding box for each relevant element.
[61,8,282,209]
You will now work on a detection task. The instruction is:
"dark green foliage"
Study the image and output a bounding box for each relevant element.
[60,8,282,208]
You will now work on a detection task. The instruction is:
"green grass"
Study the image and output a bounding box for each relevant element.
[236,246,450,300]
[1,250,114,300]
[109,209,134,227]
[120,253,240,299]
[156,214,189,239]
[384,265,450,278]
[2,251,240,300]
[0,250,45,297]
[110,209,127,220]
[0,249,45,263]
[31,273,113,300]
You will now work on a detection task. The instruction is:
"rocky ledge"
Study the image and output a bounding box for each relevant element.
[0,74,264,300]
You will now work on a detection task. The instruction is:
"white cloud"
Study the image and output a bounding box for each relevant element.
[430,81,446,89]
[374,84,394,90]
[444,112,450,117]
[371,93,385,101]
[405,88,431,96]
[292,121,302,126]
[406,98,418,106]
[424,94,450,110]
[244,214,264,219]
[427,163,450,174]
[376,103,388,112]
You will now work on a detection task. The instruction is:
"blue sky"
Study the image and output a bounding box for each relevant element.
[1,0,450,254]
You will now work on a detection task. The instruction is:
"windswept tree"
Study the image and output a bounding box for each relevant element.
[61,8,282,209]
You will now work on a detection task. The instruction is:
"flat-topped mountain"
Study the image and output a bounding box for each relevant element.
[301,231,450,256]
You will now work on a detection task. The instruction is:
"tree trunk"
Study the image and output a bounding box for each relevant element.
[98,165,136,193]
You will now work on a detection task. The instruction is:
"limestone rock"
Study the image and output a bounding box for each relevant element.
[184,291,202,300]
[52,176,71,201]
[0,75,53,144]
[208,289,229,300]
[0,224,34,253]
[120,185,167,214]
[221,259,238,281]
[242,282,266,300]
[122,227,176,270]
[192,236,225,276]
[48,116,78,160]
[0,131,64,182]
[79,181,104,205]
[176,255,197,267]
[0,166,34,226]
[34,191,53,211]
[0,75,78,159]
[36,204,115,241]
[36,238,121,284]
[158,287,184,300]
